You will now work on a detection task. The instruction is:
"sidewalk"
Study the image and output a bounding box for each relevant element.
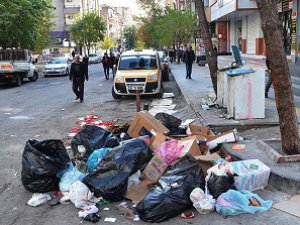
[170,62,283,128]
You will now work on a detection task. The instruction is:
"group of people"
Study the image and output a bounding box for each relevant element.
[101,52,120,80]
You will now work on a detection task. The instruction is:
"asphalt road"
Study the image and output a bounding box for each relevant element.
[0,64,299,225]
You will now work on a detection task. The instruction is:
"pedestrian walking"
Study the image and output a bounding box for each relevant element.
[265,55,272,98]
[102,52,110,80]
[70,55,88,103]
[183,44,195,79]
[109,52,116,79]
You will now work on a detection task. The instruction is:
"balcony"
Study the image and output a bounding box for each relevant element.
[64,0,80,14]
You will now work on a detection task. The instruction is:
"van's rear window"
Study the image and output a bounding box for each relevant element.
[118,55,157,70]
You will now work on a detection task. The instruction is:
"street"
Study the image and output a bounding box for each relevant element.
[0,63,299,225]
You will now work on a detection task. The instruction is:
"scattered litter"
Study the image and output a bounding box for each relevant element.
[151,99,173,106]
[162,93,175,98]
[181,119,195,126]
[190,188,216,214]
[133,215,140,221]
[61,109,66,111]
[13,208,17,211]
[9,116,32,120]
[180,212,195,219]
[84,213,101,223]
[232,144,246,151]
[103,207,110,211]
[33,135,40,138]
[27,193,51,207]
[97,198,111,205]
[14,172,18,177]
[78,205,99,218]
[4,112,11,115]
[104,217,117,222]
[201,105,210,110]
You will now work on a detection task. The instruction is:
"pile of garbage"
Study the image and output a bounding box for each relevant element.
[21,111,273,223]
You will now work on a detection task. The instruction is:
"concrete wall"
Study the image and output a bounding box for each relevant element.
[51,0,65,31]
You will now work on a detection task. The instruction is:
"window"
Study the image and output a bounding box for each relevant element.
[119,55,157,70]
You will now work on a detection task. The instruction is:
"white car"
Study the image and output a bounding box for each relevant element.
[43,57,70,77]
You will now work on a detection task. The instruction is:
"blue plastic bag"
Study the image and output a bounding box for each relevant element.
[216,190,273,216]
[57,164,85,192]
[87,148,112,172]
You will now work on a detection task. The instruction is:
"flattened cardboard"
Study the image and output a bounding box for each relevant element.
[142,155,169,184]
[207,129,238,150]
[128,111,170,138]
[179,138,201,158]
[195,153,221,176]
[125,179,153,204]
[188,125,215,141]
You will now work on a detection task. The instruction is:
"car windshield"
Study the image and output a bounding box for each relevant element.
[119,55,157,70]
[48,58,67,64]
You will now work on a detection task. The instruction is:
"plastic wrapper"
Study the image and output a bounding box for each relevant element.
[216,190,273,216]
[190,188,216,214]
[87,148,113,172]
[136,154,205,223]
[21,139,70,193]
[57,164,86,192]
[155,139,183,165]
[83,139,152,201]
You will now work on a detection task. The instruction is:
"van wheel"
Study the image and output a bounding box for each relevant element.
[29,71,38,82]
[15,74,23,86]
[112,86,121,99]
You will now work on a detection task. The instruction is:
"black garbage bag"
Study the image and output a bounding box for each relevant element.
[83,139,152,201]
[136,154,205,223]
[155,113,182,130]
[71,125,119,157]
[21,139,70,193]
[207,172,236,199]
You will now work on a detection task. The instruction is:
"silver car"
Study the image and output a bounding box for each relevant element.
[43,57,70,77]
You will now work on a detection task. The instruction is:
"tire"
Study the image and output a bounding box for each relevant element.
[112,86,121,99]
[65,68,69,76]
[29,71,38,82]
[15,74,23,86]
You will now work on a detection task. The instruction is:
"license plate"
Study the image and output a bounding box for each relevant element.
[128,85,143,91]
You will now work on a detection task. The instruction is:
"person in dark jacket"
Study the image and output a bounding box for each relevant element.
[113,53,120,80]
[69,55,88,103]
[102,52,110,80]
[183,44,195,79]
[109,52,116,79]
[265,55,272,98]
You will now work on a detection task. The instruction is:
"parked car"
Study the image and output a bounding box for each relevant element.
[158,50,170,81]
[88,54,100,64]
[112,49,163,99]
[43,57,70,77]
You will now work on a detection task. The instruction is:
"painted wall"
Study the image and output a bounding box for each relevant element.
[237,0,257,9]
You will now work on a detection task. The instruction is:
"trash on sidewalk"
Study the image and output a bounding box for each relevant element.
[162,93,175,98]
[104,217,117,222]
[201,104,210,110]
[135,154,205,223]
[21,139,70,193]
[232,144,246,151]
[142,154,169,184]
[84,213,101,223]
[78,205,99,218]
[86,148,113,172]
[180,212,195,219]
[155,112,182,134]
[155,139,184,165]
[83,139,152,201]
[190,188,216,214]
[127,111,170,138]
[57,163,85,192]
[151,98,173,106]
[27,193,51,207]
[69,181,95,208]
[231,159,271,192]
[207,129,239,150]
[216,190,273,216]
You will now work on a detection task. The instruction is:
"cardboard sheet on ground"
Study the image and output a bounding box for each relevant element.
[181,119,195,126]
[273,195,300,218]
[152,104,177,110]
[162,93,175,98]
[151,99,173,106]
[149,108,177,116]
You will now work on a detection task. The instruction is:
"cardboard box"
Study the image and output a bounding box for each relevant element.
[207,129,238,150]
[142,154,169,184]
[128,111,170,138]
[195,153,221,176]
[188,125,215,141]
[179,138,201,158]
[125,179,153,204]
[150,131,167,151]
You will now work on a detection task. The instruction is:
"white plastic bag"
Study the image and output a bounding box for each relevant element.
[190,188,216,214]
[69,181,94,208]
[127,170,142,191]
[27,193,51,207]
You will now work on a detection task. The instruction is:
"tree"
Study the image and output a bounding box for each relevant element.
[0,0,53,51]
[123,25,137,50]
[195,0,218,94]
[256,0,300,155]
[70,12,106,55]
[100,36,113,53]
